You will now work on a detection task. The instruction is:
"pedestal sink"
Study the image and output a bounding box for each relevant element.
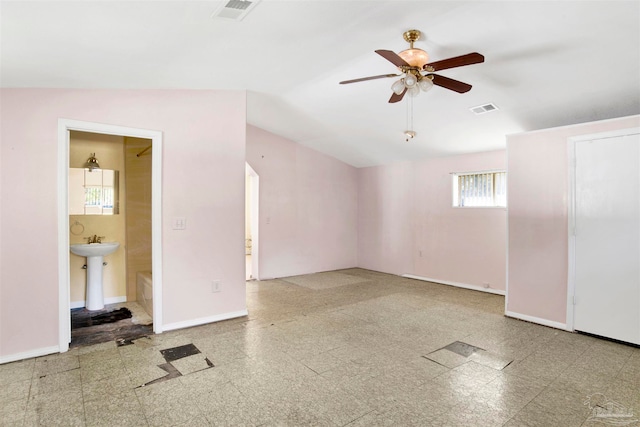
[70,242,120,310]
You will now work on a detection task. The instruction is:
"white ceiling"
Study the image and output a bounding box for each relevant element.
[2,1,639,167]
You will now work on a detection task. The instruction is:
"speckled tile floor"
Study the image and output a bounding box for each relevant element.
[1,268,639,426]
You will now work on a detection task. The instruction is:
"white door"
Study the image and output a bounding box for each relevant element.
[574,132,640,345]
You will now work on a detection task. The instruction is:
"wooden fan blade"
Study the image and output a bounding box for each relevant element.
[375,49,410,68]
[424,52,484,71]
[389,87,407,103]
[430,74,472,93]
[339,74,400,84]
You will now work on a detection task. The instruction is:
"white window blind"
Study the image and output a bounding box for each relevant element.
[453,171,506,207]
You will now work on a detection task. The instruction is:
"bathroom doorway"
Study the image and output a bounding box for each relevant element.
[58,120,163,353]
[246,163,259,281]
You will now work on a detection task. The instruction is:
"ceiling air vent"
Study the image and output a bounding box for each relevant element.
[211,0,261,21]
[470,103,499,115]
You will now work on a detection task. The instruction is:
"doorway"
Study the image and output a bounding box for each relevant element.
[245,163,259,281]
[58,119,164,353]
[569,128,640,345]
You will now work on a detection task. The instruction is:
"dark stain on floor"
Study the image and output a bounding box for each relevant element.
[71,307,132,329]
[70,307,152,348]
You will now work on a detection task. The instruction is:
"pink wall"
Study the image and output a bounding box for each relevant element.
[507,115,640,325]
[357,162,414,275]
[358,151,507,291]
[0,89,247,359]
[246,125,358,279]
[413,152,507,290]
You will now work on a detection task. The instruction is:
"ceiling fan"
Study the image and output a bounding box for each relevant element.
[340,29,484,103]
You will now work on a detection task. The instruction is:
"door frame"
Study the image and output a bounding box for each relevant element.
[566,127,640,331]
[58,119,164,353]
[246,162,260,280]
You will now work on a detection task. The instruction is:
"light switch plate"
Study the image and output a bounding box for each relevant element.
[173,217,186,230]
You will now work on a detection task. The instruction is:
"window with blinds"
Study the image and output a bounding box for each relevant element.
[452,171,507,207]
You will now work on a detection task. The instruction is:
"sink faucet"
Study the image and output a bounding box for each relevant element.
[85,235,104,244]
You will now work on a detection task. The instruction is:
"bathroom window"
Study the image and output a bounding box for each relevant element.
[452,170,506,207]
[84,187,102,207]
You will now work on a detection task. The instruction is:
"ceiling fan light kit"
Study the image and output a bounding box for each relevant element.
[398,29,430,68]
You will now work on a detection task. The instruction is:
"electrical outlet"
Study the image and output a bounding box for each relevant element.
[483,282,490,288]
[418,250,423,257]
[211,280,221,293]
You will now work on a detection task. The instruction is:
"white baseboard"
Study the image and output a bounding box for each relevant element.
[402,274,506,296]
[162,309,249,332]
[505,310,571,331]
[0,345,60,365]
[70,295,127,309]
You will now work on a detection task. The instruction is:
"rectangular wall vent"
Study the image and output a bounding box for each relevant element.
[470,103,499,115]
[211,0,261,21]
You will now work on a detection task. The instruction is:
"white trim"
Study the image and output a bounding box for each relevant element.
[402,274,506,295]
[568,127,640,143]
[567,138,577,331]
[58,119,164,355]
[162,310,248,332]
[0,346,60,365]
[57,122,71,353]
[505,142,510,315]
[450,168,506,176]
[246,163,259,281]
[506,114,640,138]
[505,310,571,331]
[566,127,640,332]
[70,295,127,309]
